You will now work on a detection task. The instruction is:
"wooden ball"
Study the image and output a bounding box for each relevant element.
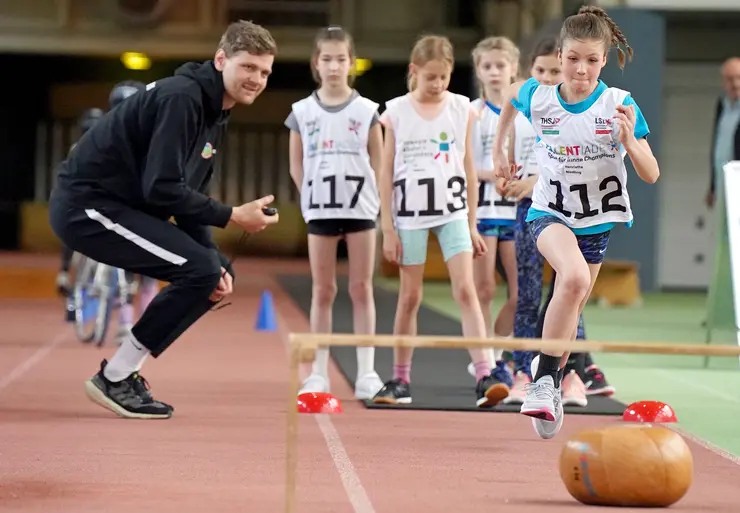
[559,425,693,507]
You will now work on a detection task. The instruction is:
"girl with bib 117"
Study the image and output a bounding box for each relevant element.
[286,26,385,400]
[492,5,659,439]
[371,34,504,408]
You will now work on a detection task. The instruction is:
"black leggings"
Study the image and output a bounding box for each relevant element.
[49,192,232,357]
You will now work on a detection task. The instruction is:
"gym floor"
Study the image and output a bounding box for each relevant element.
[0,255,738,511]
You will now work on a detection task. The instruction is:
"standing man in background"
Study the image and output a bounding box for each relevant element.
[705,57,740,341]
[707,57,740,209]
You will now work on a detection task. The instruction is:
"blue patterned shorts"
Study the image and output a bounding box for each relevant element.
[477,220,515,242]
[528,215,611,265]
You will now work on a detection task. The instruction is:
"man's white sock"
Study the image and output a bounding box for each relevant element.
[103,335,150,382]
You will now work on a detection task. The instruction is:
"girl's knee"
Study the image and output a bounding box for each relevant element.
[397,287,423,316]
[557,266,591,302]
[452,280,478,309]
[312,282,337,307]
[475,277,496,304]
[348,279,373,306]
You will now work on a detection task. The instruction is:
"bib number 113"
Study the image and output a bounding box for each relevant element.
[394,176,466,217]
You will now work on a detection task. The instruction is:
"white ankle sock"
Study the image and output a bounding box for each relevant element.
[356,347,375,377]
[103,335,150,382]
[311,347,330,378]
[492,333,512,363]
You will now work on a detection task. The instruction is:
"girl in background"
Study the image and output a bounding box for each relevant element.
[286,26,384,400]
[466,36,522,403]
[372,34,500,408]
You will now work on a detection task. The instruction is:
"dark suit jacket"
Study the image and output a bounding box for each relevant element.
[710,96,740,194]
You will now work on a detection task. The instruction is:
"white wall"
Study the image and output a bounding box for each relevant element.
[657,63,723,289]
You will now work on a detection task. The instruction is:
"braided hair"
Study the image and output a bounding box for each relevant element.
[559,5,633,69]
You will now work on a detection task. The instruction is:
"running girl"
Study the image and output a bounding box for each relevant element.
[372,34,501,408]
[467,36,521,402]
[503,37,615,403]
[492,5,659,438]
[286,26,384,400]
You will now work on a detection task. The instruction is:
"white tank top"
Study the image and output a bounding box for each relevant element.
[290,94,380,222]
[384,92,471,230]
[470,98,516,221]
[529,85,633,228]
[514,112,539,179]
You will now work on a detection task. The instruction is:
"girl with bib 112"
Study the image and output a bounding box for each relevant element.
[372,34,505,408]
[502,36,616,408]
[286,26,385,400]
[492,5,659,439]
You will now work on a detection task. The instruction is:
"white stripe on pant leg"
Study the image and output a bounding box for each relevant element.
[85,209,188,266]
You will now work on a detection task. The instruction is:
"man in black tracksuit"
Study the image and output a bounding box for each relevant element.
[49,20,280,420]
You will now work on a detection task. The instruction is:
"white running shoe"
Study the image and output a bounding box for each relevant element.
[298,373,329,395]
[354,371,384,400]
[520,355,564,440]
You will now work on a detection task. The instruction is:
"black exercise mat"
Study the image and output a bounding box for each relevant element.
[277,274,626,416]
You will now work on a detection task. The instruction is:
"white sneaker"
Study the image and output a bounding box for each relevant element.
[521,355,564,440]
[298,373,329,395]
[354,371,384,400]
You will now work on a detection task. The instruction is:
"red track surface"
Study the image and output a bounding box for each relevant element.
[1,256,739,512]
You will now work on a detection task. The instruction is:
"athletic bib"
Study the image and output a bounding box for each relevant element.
[384,92,471,230]
[514,112,539,178]
[291,94,380,223]
[471,98,516,221]
[529,85,633,228]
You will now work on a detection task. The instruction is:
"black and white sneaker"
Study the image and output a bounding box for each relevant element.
[582,365,616,396]
[371,378,411,405]
[476,362,514,407]
[84,360,173,419]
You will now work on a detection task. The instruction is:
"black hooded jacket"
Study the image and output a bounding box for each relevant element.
[53,61,233,242]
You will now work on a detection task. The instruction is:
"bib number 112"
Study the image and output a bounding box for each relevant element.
[548,175,626,219]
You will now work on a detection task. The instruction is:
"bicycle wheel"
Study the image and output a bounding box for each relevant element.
[73,258,115,345]
[91,263,116,347]
[72,256,100,343]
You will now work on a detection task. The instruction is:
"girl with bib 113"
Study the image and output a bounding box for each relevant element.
[286,26,384,400]
[372,34,505,408]
[492,5,659,439]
